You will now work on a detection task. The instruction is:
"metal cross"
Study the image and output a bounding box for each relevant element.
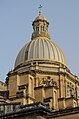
[39,5,42,9]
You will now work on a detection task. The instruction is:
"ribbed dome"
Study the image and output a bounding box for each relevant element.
[14,38,67,68]
[14,8,67,69]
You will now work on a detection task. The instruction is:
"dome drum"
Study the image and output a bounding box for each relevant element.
[14,59,68,75]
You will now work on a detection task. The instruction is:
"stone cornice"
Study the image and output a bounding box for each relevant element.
[0,102,51,118]
[48,106,79,118]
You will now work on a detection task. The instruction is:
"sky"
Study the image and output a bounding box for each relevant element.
[0,0,79,82]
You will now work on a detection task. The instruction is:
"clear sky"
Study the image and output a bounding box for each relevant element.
[0,0,79,82]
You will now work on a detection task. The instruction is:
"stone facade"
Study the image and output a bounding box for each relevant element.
[6,61,79,110]
[0,8,79,119]
[0,102,79,119]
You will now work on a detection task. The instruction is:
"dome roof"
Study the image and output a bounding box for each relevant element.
[14,38,67,68]
[34,14,47,22]
[14,8,67,69]
[34,7,47,22]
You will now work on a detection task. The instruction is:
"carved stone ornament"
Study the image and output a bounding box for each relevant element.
[39,76,57,87]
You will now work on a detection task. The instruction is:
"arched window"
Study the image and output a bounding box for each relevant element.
[41,26,43,31]
[43,26,44,31]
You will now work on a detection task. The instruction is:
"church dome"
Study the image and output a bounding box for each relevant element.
[14,7,67,68]
[14,38,67,68]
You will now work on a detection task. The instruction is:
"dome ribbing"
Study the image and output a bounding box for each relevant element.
[14,38,67,68]
[14,8,67,69]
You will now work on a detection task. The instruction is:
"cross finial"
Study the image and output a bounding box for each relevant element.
[39,5,42,9]
[39,5,42,16]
